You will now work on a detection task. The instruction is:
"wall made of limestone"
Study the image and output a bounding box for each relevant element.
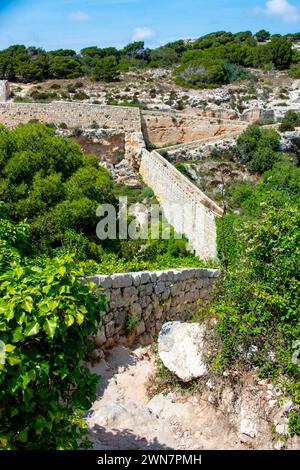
[140,149,222,260]
[0,102,141,132]
[88,267,220,354]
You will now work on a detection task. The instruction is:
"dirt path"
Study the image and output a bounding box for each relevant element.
[87,345,247,450]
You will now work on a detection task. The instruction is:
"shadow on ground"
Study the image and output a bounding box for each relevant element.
[89,424,172,450]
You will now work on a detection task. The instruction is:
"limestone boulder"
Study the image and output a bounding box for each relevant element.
[158,321,208,382]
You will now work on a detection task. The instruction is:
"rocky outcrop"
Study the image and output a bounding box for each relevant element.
[114,159,141,187]
[125,131,145,170]
[201,107,238,121]
[241,108,275,124]
[158,322,208,382]
[141,111,246,147]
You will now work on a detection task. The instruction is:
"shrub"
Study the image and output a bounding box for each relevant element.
[0,123,114,255]
[289,64,300,79]
[175,163,191,179]
[223,61,252,83]
[73,92,89,101]
[234,124,281,172]
[124,315,139,335]
[213,206,300,433]
[279,110,300,132]
[0,250,106,449]
[248,146,281,173]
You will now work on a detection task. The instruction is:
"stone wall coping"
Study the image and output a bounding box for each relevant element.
[87,267,221,286]
[0,101,141,113]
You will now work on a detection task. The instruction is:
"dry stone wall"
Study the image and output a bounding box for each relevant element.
[140,149,223,259]
[88,267,220,353]
[0,102,141,132]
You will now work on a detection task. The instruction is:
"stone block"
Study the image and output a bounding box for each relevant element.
[105,320,115,338]
[143,303,153,320]
[136,320,146,336]
[94,327,106,347]
[130,303,142,319]
[111,273,133,288]
[155,282,166,294]
[131,272,142,287]
[139,283,153,296]
[96,275,112,289]
[140,272,151,284]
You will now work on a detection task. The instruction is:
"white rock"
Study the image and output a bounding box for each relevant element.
[273,440,285,450]
[275,424,289,435]
[158,322,208,382]
[240,418,256,438]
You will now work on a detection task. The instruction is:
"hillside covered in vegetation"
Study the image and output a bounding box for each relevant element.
[1,30,300,88]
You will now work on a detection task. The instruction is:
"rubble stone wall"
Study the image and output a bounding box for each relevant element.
[88,268,221,352]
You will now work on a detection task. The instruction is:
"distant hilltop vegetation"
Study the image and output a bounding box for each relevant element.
[0,30,300,87]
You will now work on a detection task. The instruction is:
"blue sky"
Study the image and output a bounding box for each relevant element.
[0,0,299,51]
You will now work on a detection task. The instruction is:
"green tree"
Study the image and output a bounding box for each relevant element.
[91,56,119,82]
[174,56,227,88]
[255,29,271,42]
[49,56,82,79]
[234,125,280,172]
[279,110,300,132]
[268,36,293,70]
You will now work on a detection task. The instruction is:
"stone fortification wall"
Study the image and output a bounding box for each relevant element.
[141,110,246,147]
[140,149,223,260]
[0,101,141,132]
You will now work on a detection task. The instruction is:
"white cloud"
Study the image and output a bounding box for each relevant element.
[68,11,91,22]
[132,27,155,41]
[254,0,300,22]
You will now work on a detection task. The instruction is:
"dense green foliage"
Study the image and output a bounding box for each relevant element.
[214,207,300,433]
[0,123,200,270]
[173,33,296,88]
[0,31,299,87]
[212,124,300,433]
[90,56,120,82]
[0,123,114,257]
[0,215,105,449]
[232,124,282,173]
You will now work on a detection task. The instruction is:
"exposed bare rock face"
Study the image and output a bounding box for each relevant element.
[71,129,125,165]
[0,80,10,102]
[114,159,142,188]
[158,322,208,382]
[241,108,275,124]
[101,159,141,188]
[200,107,238,121]
[125,131,145,170]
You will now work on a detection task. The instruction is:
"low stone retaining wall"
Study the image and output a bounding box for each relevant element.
[87,268,221,354]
